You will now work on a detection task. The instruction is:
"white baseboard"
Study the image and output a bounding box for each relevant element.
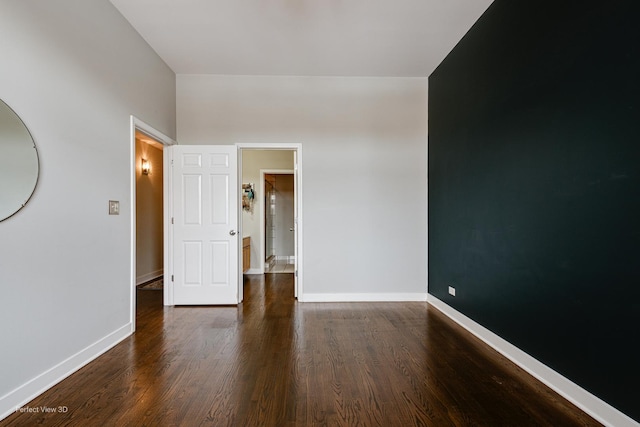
[301,293,427,302]
[136,269,163,286]
[0,323,132,422]
[244,268,263,275]
[427,295,638,427]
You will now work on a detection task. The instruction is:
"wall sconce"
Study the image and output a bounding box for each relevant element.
[141,158,151,175]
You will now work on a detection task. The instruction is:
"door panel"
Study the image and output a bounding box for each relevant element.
[172,145,238,305]
[183,241,202,284]
[210,175,229,224]
[210,241,229,284]
[183,175,202,224]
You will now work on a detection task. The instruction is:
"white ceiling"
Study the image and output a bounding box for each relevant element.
[110,0,493,77]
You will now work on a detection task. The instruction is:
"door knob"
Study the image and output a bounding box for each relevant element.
[229,230,237,236]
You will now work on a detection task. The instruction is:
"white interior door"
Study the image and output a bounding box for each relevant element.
[171,145,238,305]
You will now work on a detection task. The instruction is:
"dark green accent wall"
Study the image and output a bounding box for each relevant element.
[428,0,640,421]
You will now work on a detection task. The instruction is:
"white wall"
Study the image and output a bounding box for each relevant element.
[241,150,294,272]
[177,75,427,300]
[0,0,175,418]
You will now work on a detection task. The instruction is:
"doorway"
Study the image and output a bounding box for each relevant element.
[238,144,302,299]
[263,172,295,273]
[130,117,175,330]
[135,131,164,286]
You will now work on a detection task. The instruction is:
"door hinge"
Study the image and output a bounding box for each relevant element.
[295,270,298,277]
[171,275,174,282]
[171,217,174,224]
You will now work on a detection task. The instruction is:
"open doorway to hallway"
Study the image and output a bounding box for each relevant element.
[134,131,164,299]
[129,117,175,327]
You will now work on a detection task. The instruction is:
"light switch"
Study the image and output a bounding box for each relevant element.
[109,200,120,215]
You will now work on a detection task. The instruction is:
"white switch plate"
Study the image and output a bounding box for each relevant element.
[108,200,119,215]
[448,286,456,296]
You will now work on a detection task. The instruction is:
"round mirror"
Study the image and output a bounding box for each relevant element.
[0,99,39,222]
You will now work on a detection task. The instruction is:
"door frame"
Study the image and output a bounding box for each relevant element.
[237,143,303,301]
[129,116,175,331]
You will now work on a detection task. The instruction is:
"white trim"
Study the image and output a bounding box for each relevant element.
[237,143,303,301]
[136,269,163,286]
[427,295,638,427]
[237,143,302,150]
[129,116,176,320]
[237,148,243,303]
[164,145,174,306]
[244,268,263,275]
[303,293,428,302]
[425,78,429,297]
[0,324,131,421]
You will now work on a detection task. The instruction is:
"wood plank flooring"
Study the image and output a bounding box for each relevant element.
[4,274,600,426]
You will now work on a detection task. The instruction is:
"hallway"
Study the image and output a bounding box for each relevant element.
[5,275,599,426]
[264,259,295,273]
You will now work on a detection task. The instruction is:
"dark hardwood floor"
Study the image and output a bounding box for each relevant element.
[4,274,600,426]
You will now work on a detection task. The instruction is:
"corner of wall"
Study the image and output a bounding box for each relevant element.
[426,295,638,427]
[0,324,132,422]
